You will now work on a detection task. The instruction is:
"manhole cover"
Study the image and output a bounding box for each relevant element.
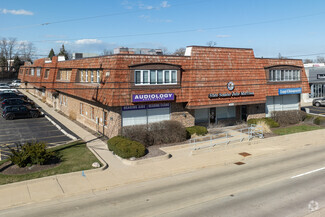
[239,152,251,157]
[234,162,245,165]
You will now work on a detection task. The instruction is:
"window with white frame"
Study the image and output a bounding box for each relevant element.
[97,70,101,83]
[31,68,35,76]
[36,68,41,77]
[90,70,94,83]
[269,69,301,82]
[78,69,102,83]
[135,70,177,85]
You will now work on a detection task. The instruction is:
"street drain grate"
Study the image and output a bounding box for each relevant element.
[238,152,251,157]
[234,162,245,165]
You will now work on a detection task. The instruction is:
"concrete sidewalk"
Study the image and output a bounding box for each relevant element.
[0,90,325,210]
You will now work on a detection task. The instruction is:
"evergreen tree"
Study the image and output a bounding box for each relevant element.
[12,55,23,72]
[0,54,7,72]
[58,44,69,60]
[48,48,55,59]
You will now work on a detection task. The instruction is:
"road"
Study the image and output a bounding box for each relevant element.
[1,143,325,217]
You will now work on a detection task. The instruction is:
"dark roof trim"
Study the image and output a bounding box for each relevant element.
[264,64,302,69]
[129,62,182,68]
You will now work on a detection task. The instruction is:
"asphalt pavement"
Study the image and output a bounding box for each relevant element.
[0,111,73,159]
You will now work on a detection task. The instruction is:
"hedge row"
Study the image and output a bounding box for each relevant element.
[122,120,188,147]
[107,136,146,159]
[186,126,208,136]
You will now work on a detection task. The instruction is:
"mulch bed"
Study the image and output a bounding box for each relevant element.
[0,161,60,175]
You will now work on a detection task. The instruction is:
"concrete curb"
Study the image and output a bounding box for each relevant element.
[44,115,78,141]
[86,145,109,170]
[117,153,172,166]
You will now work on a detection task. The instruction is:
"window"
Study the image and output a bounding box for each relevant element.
[44,69,49,79]
[57,69,71,81]
[135,70,178,85]
[269,69,301,82]
[91,107,94,120]
[103,111,108,126]
[78,69,102,83]
[36,68,41,77]
[80,70,84,82]
[97,70,101,83]
[90,70,94,83]
[80,103,83,115]
[150,70,156,84]
[31,68,35,76]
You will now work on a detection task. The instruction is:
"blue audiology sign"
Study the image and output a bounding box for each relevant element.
[278,88,302,95]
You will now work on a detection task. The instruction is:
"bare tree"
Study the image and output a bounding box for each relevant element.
[316,56,325,63]
[102,49,112,55]
[17,41,36,61]
[206,41,217,47]
[303,59,314,64]
[173,47,186,56]
[0,37,17,60]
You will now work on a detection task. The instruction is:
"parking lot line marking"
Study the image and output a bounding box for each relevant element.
[0,129,60,138]
[0,135,71,145]
[0,124,56,132]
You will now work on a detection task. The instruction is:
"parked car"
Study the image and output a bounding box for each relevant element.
[0,92,27,102]
[9,80,22,87]
[1,98,35,110]
[312,98,325,107]
[2,105,41,120]
[0,86,18,93]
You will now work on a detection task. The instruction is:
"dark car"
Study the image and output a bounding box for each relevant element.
[312,98,325,107]
[2,105,41,120]
[1,98,35,110]
[0,92,27,102]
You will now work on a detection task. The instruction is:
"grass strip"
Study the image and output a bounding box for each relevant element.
[0,140,99,185]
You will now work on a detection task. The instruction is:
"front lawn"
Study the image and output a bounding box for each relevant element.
[0,141,100,185]
[272,124,323,135]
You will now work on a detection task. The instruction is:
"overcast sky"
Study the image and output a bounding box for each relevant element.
[1,0,325,59]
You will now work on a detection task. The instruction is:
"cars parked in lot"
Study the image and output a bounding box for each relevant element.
[9,79,21,87]
[1,98,35,110]
[0,92,27,101]
[312,98,325,107]
[2,105,41,120]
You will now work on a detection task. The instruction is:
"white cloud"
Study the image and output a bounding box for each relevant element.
[160,1,170,8]
[55,41,70,44]
[216,35,231,38]
[75,39,103,45]
[1,8,33,15]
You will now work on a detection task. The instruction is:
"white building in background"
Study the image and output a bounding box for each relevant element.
[72,53,99,60]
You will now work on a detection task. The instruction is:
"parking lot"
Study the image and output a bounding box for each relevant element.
[0,85,76,159]
[303,106,325,115]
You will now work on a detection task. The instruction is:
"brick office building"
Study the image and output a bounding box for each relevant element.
[18,46,310,138]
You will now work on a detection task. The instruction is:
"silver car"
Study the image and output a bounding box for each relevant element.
[312,98,325,107]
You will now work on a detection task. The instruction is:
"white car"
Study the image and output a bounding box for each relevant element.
[9,80,22,87]
[0,86,18,93]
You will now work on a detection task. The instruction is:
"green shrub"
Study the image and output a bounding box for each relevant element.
[314,116,325,125]
[186,126,208,136]
[247,118,279,128]
[108,136,146,159]
[122,121,187,147]
[271,110,307,126]
[9,142,58,168]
